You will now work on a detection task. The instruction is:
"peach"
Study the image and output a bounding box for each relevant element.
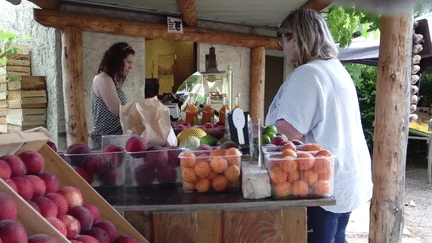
[0,159,11,180]
[210,157,228,174]
[180,152,196,168]
[270,167,288,184]
[83,204,101,223]
[194,161,211,178]
[26,200,40,213]
[274,181,291,197]
[0,192,17,220]
[225,148,242,165]
[156,166,177,183]
[11,176,34,200]
[102,145,124,168]
[296,152,315,170]
[66,143,92,168]
[301,143,323,151]
[125,136,148,158]
[209,149,224,157]
[301,170,319,185]
[24,175,46,199]
[224,165,240,182]
[45,193,69,217]
[74,235,100,243]
[287,170,300,183]
[182,167,197,183]
[58,186,84,210]
[46,141,58,152]
[195,178,211,192]
[33,196,58,218]
[281,141,297,152]
[69,206,94,233]
[211,175,228,191]
[4,179,17,192]
[86,228,109,243]
[312,180,331,196]
[291,180,309,197]
[47,217,67,237]
[59,214,81,239]
[134,165,157,185]
[18,151,45,174]
[280,157,297,173]
[75,168,94,185]
[281,149,297,159]
[0,220,28,243]
[1,155,27,177]
[113,235,137,243]
[86,155,108,175]
[93,220,117,243]
[38,171,60,193]
[28,233,57,243]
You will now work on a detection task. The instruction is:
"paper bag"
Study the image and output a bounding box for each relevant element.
[0,127,52,157]
[120,97,177,147]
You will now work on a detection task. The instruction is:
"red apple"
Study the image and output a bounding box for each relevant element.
[114,235,137,243]
[68,206,94,233]
[58,214,81,239]
[0,220,28,243]
[45,193,68,217]
[74,235,99,243]
[156,166,177,183]
[75,168,94,185]
[215,121,225,127]
[204,123,214,129]
[143,145,168,169]
[28,234,57,243]
[58,186,84,210]
[38,171,60,194]
[0,159,11,180]
[125,136,148,158]
[26,200,40,213]
[4,179,17,192]
[46,217,67,237]
[1,155,27,177]
[24,175,46,199]
[167,148,182,167]
[18,151,44,174]
[0,192,17,220]
[86,155,108,175]
[85,228,109,243]
[134,165,156,185]
[102,145,124,168]
[46,141,58,152]
[33,196,58,218]
[182,122,191,128]
[93,220,117,243]
[83,204,101,223]
[98,169,120,186]
[66,143,92,168]
[11,176,34,200]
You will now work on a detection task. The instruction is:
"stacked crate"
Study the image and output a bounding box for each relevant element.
[3,44,48,132]
[0,62,7,132]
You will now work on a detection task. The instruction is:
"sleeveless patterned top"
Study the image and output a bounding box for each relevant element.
[90,86,127,150]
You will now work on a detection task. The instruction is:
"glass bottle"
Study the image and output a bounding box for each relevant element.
[219,97,229,125]
[234,93,241,109]
[186,95,198,125]
[201,97,214,125]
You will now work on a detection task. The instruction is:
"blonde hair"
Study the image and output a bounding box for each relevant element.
[279,9,338,68]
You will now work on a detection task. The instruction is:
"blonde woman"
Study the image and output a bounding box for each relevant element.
[266,9,372,243]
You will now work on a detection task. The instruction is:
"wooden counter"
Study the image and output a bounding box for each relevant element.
[96,184,336,243]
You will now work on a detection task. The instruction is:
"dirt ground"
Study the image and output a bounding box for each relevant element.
[346,146,432,242]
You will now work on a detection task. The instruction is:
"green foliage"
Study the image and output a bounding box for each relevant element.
[418,74,432,107]
[0,29,31,82]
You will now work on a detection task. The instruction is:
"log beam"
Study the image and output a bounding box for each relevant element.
[34,9,281,50]
[369,13,413,242]
[177,0,198,27]
[250,46,266,123]
[302,0,332,11]
[28,0,60,10]
[61,26,88,146]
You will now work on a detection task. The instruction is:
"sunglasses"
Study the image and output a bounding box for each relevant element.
[277,32,293,48]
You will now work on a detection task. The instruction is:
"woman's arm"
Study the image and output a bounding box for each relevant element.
[276,119,304,141]
[93,74,122,116]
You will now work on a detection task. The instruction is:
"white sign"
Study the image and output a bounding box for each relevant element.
[167,17,183,34]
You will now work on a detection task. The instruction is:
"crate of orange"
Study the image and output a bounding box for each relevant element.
[264,143,335,198]
[178,147,242,193]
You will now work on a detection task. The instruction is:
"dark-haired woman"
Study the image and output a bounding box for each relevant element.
[90,42,135,150]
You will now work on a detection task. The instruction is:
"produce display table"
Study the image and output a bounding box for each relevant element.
[408,128,432,183]
[96,184,336,243]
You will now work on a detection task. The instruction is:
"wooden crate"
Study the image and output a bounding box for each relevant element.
[39,144,149,243]
[7,76,46,90]
[5,44,30,60]
[8,98,47,109]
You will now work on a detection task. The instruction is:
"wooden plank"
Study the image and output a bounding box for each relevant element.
[197,210,222,243]
[0,83,6,92]
[0,177,69,242]
[5,44,30,55]
[0,116,5,125]
[0,100,7,108]
[7,71,31,77]
[0,91,5,100]
[28,0,60,9]
[178,0,198,27]
[0,124,6,133]
[369,13,413,242]
[7,108,47,118]
[0,108,7,116]
[7,124,38,133]
[7,76,46,90]
[124,211,154,242]
[153,212,198,243]
[223,210,284,242]
[8,90,46,100]
[7,65,31,73]
[8,99,47,109]
[34,9,281,50]
[282,208,307,243]
[7,116,46,126]
[250,46,266,123]
[7,59,31,67]
[38,144,149,242]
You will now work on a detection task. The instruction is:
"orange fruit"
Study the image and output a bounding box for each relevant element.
[319,169,333,180]
[313,158,332,174]
[210,149,225,157]
[194,161,211,178]
[182,167,197,183]
[315,149,332,157]
[225,148,242,165]
[301,143,323,152]
[208,171,217,180]
[224,165,240,182]
[196,154,211,163]
[312,180,331,196]
[266,160,281,171]
[210,157,228,174]
[296,152,315,170]
[302,170,319,185]
[280,157,297,173]
[282,142,297,152]
[195,178,211,192]
[287,170,300,183]
[180,152,196,168]
[274,181,291,197]
[183,181,195,190]
[281,148,297,159]
[212,175,228,191]
[270,167,288,184]
[291,180,309,197]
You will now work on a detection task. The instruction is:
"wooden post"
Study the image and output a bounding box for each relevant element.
[369,13,413,242]
[178,0,198,27]
[250,46,266,122]
[61,26,88,146]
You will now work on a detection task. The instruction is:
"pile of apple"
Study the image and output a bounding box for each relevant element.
[63,143,125,187]
[172,121,226,140]
[125,136,182,186]
[0,148,137,243]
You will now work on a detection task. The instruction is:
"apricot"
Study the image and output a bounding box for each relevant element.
[281,141,297,152]
[296,152,315,170]
[224,165,240,182]
[210,149,225,157]
[196,154,211,163]
[270,167,288,184]
[207,171,217,180]
[182,168,197,183]
[281,148,297,159]
[302,170,319,185]
[315,149,333,157]
[291,180,309,197]
[301,143,323,151]
[312,180,331,196]
[287,170,300,183]
[319,169,333,180]
[180,152,196,168]
[280,157,297,173]
[183,181,195,190]
[195,179,211,192]
[274,181,291,197]
[225,148,242,165]
[210,157,228,174]
[194,161,211,178]
[212,175,228,191]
